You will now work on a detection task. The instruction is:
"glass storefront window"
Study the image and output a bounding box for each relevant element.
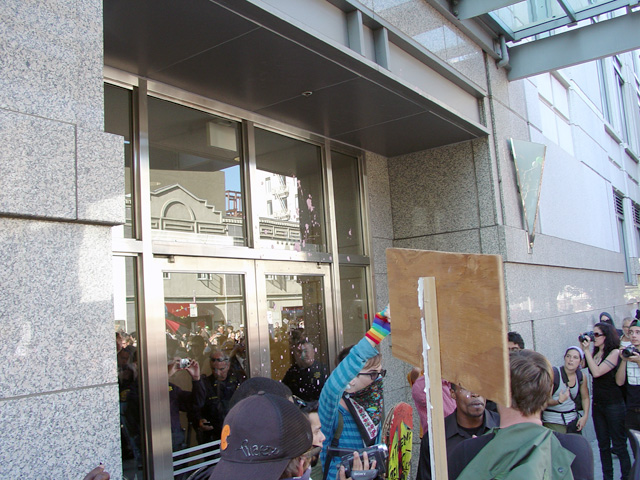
[105,84,134,239]
[148,97,246,246]
[339,265,369,347]
[113,256,145,479]
[266,274,329,401]
[331,151,364,255]
[162,272,247,477]
[255,128,326,252]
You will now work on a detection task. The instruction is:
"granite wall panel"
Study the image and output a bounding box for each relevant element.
[0,0,104,130]
[388,142,480,239]
[504,261,629,329]
[76,127,125,224]
[0,109,76,219]
[0,218,117,398]
[0,385,122,480]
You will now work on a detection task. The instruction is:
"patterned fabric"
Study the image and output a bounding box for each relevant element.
[319,337,381,480]
[628,360,640,386]
[366,308,391,344]
[344,376,384,442]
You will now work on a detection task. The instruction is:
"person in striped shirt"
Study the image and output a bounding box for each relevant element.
[319,305,391,480]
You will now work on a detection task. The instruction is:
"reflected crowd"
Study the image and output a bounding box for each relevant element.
[115,319,334,479]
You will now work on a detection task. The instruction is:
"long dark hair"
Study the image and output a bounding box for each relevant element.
[593,322,620,358]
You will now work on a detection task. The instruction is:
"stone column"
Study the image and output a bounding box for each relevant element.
[0,1,125,478]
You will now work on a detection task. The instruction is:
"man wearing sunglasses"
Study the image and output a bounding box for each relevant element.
[194,348,244,444]
[283,340,329,402]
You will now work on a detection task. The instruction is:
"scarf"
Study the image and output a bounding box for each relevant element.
[343,377,384,446]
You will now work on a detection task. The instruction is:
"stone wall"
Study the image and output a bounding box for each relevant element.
[0,1,124,478]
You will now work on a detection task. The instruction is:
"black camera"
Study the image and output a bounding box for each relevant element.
[622,346,640,358]
[578,331,595,343]
[340,444,388,479]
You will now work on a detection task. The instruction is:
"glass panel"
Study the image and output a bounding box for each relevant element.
[266,274,330,401]
[113,256,145,478]
[148,97,246,246]
[339,265,369,347]
[255,128,326,252]
[492,0,561,32]
[105,84,134,239]
[567,0,619,11]
[331,151,364,255]
[163,272,248,476]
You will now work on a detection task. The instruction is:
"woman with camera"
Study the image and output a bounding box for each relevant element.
[319,305,391,480]
[542,346,590,434]
[580,322,630,480]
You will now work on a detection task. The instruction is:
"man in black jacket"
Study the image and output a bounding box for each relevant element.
[194,349,243,443]
[416,383,499,480]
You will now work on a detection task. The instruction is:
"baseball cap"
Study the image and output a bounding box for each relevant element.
[210,392,313,480]
[229,376,293,409]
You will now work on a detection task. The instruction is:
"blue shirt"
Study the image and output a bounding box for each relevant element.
[319,337,381,480]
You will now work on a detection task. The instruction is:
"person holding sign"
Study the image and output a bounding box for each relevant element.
[448,350,593,480]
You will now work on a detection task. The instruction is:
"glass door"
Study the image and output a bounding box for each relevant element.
[151,256,333,478]
[256,261,334,403]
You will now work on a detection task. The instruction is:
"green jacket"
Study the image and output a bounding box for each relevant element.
[457,423,575,480]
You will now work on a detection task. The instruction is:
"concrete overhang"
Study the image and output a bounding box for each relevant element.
[104,0,489,157]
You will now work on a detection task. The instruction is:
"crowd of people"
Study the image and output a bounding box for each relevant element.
[106,308,640,480]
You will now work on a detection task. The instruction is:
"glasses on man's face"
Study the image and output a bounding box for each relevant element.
[593,332,604,338]
[357,369,386,381]
[293,395,307,409]
[210,356,229,363]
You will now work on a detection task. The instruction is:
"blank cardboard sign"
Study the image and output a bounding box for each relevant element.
[387,248,510,406]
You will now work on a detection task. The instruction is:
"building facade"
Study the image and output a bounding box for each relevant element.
[1,0,640,478]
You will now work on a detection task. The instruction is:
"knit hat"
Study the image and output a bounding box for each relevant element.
[565,346,584,360]
[209,393,313,480]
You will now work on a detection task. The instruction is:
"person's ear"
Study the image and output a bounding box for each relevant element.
[297,458,305,477]
[449,388,456,400]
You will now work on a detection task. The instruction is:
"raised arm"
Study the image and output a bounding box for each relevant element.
[319,306,391,429]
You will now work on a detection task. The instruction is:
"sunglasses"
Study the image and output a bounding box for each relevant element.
[593,332,604,338]
[210,356,229,362]
[357,369,386,381]
[293,395,307,409]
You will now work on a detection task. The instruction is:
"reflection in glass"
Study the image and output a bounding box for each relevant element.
[148,97,246,246]
[105,84,134,239]
[339,266,369,347]
[266,274,329,401]
[163,272,247,477]
[255,128,326,252]
[332,151,364,255]
[112,256,145,478]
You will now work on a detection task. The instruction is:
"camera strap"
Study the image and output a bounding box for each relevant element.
[323,412,344,480]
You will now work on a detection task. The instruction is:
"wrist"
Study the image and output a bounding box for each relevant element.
[366,311,391,344]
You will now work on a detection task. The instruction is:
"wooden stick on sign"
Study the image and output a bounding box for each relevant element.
[420,277,448,480]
